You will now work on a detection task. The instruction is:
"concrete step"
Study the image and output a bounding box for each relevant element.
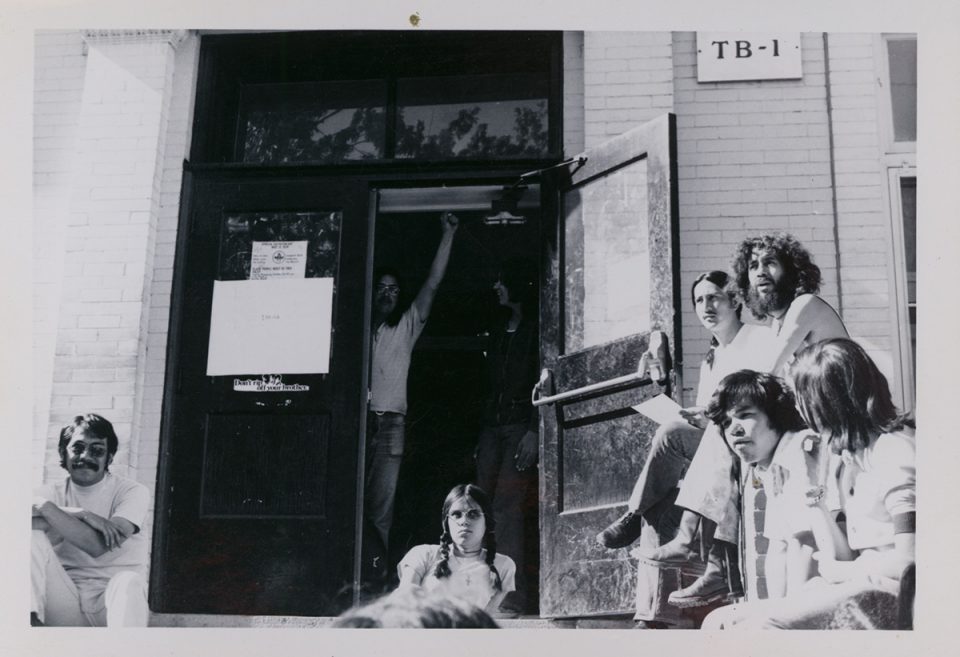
[149,613,639,629]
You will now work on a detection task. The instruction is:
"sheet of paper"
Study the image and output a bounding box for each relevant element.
[632,393,684,426]
[250,240,308,279]
[206,278,333,376]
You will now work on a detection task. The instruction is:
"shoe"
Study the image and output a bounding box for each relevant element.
[639,537,699,564]
[634,620,669,629]
[667,568,730,608]
[597,509,645,548]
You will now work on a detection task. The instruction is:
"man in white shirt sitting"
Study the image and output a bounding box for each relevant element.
[31,414,151,626]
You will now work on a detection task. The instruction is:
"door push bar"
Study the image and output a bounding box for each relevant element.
[531,330,669,408]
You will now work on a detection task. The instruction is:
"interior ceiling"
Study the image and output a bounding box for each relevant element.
[378,184,540,214]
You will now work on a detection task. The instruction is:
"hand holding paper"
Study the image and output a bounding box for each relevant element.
[632,393,684,426]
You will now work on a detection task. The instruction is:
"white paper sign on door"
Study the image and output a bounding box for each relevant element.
[250,240,308,279]
[206,278,333,376]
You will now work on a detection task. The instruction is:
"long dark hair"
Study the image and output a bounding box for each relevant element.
[705,370,807,441]
[788,338,913,454]
[433,484,503,591]
[691,270,741,368]
[732,233,822,320]
[498,258,538,309]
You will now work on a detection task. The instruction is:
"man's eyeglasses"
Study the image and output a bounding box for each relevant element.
[447,509,483,521]
[70,443,108,458]
[376,284,400,296]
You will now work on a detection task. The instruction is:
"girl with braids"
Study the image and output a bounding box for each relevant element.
[397,484,516,613]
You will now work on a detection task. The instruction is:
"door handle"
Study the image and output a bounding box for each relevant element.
[531,331,670,407]
[641,329,670,385]
[531,368,554,406]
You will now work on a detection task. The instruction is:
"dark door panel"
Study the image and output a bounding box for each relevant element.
[152,174,369,616]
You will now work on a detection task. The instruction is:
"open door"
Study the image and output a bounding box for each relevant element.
[538,114,680,618]
[151,173,369,616]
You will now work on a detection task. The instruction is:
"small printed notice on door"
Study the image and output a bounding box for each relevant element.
[250,240,308,279]
[206,278,333,376]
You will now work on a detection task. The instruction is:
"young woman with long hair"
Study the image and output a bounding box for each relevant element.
[397,484,516,613]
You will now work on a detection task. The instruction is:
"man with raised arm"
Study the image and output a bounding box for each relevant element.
[366,211,459,562]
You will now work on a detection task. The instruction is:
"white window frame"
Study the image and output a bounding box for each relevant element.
[884,166,916,412]
[874,32,918,410]
[876,33,917,157]
[874,34,917,411]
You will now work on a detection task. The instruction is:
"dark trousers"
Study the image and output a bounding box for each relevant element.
[475,423,538,612]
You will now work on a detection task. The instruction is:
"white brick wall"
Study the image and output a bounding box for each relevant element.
[33,31,199,549]
[582,32,674,149]
[826,33,900,391]
[563,32,585,158]
[33,30,87,487]
[135,34,200,530]
[673,31,843,405]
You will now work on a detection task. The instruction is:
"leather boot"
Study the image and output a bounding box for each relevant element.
[640,511,707,564]
[597,508,646,549]
[667,540,734,608]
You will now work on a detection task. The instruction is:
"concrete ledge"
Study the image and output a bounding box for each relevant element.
[149,613,638,629]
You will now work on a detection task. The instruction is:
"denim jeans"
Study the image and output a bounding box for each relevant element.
[365,411,405,552]
[674,423,742,543]
[475,423,537,611]
[626,420,705,520]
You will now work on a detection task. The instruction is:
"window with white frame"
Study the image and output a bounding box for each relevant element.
[880,34,917,409]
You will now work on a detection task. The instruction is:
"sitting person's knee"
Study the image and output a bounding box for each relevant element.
[652,420,695,452]
[106,571,147,597]
[104,571,149,627]
[31,529,56,558]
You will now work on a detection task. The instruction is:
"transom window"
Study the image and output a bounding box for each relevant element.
[194,31,560,165]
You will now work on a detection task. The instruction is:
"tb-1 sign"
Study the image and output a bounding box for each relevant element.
[697,33,802,82]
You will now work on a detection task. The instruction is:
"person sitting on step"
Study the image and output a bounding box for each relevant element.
[397,484,516,615]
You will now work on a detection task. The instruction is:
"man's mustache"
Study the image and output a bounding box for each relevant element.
[71,459,100,470]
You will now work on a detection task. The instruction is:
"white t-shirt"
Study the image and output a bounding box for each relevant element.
[370,303,426,415]
[832,428,916,551]
[37,472,150,613]
[696,323,777,407]
[397,544,516,612]
[752,430,818,542]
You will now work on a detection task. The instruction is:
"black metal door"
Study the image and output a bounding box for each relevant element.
[151,173,369,615]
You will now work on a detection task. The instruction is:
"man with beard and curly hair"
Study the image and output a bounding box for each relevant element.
[633,234,848,610]
[733,233,847,374]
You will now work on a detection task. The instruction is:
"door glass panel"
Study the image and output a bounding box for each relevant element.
[218,211,342,281]
[395,73,549,159]
[239,80,387,163]
[887,39,917,143]
[563,158,650,353]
